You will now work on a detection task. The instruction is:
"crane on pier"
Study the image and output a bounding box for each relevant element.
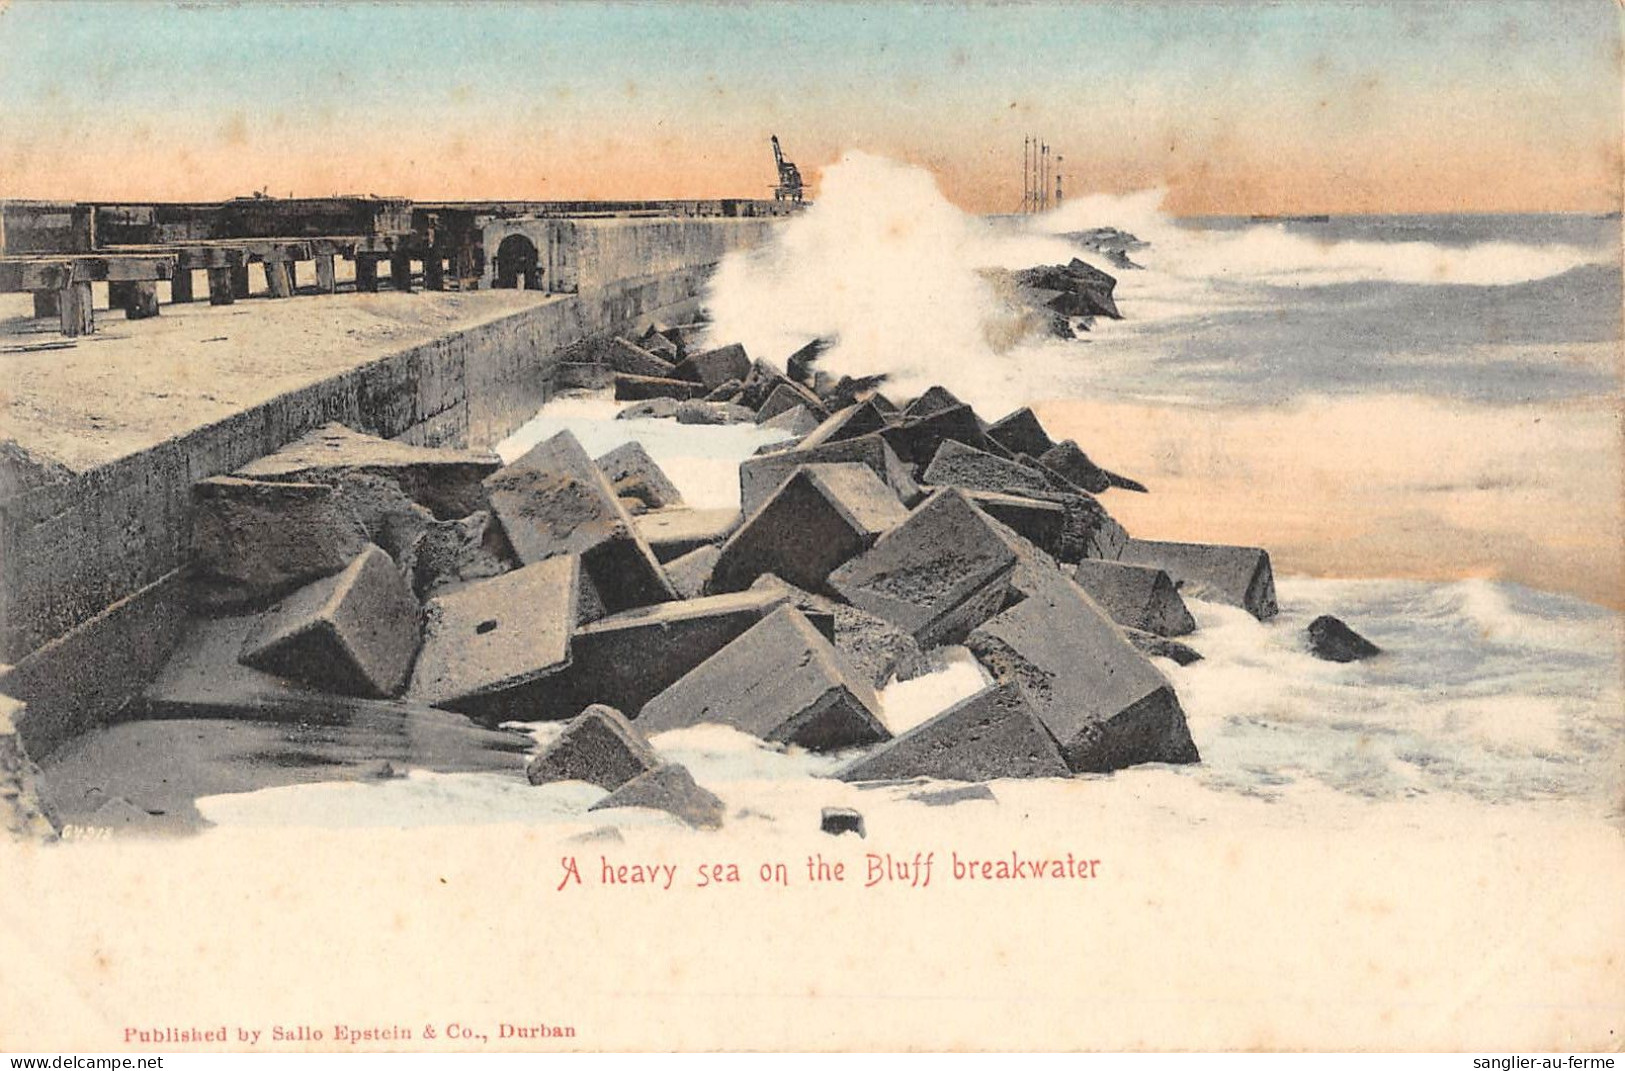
[771,135,804,203]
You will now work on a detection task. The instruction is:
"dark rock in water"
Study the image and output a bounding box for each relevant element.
[484,430,676,613]
[785,337,831,385]
[407,556,579,710]
[902,385,964,420]
[636,508,741,563]
[589,763,724,830]
[403,510,519,599]
[613,373,709,402]
[760,404,820,437]
[673,343,751,389]
[820,806,866,837]
[594,441,684,513]
[1118,538,1278,621]
[1072,560,1196,638]
[965,564,1199,774]
[755,381,828,424]
[190,476,372,609]
[1014,260,1122,319]
[1038,440,1112,494]
[235,421,500,519]
[240,544,421,699]
[828,488,1016,648]
[637,606,889,751]
[526,704,659,790]
[602,337,677,379]
[908,783,996,807]
[987,407,1056,458]
[617,398,681,421]
[1122,628,1204,666]
[711,463,906,595]
[1307,615,1382,662]
[797,399,889,449]
[838,683,1069,783]
[739,432,921,516]
[665,545,720,599]
[750,575,931,689]
[675,400,756,425]
[881,404,992,468]
[1,694,59,840]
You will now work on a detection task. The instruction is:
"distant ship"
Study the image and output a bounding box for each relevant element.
[1249,213,1331,223]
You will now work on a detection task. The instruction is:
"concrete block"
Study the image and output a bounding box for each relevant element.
[837,682,1069,783]
[637,606,889,751]
[676,400,757,425]
[535,589,816,721]
[796,399,889,450]
[636,508,742,562]
[614,374,709,402]
[965,567,1199,773]
[407,555,579,710]
[402,510,517,598]
[1123,628,1203,666]
[821,807,865,837]
[987,407,1056,458]
[1117,538,1278,620]
[922,438,1056,498]
[1039,440,1113,494]
[594,441,684,512]
[820,374,890,412]
[703,379,745,403]
[755,381,828,424]
[236,422,500,519]
[828,488,1017,648]
[604,337,677,378]
[1072,560,1196,637]
[749,575,929,689]
[881,404,991,466]
[239,544,421,698]
[902,385,964,419]
[665,545,721,599]
[484,430,677,613]
[965,491,1068,556]
[526,704,659,789]
[557,362,614,391]
[1308,615,1381,662]
[712,464,907,595]
[617,398,681,421]
[760,404,819,437]
[739,432,922,517]
[588,763,724,829]
[190,476,372,608]
[673,342,751,389]
[637,330,681,363]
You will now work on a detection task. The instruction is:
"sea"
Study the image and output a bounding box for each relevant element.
[195,158,1624,830]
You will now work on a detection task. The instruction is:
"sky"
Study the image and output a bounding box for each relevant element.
[0,0,1618,215]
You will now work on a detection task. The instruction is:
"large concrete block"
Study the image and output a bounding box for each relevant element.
[1071,560,1196,638]
[675,400,756,425]
[484,430,677,613]
[902,385,965,419]
[837,682,1068,783]
[637,606,889,751]
[636,508,742,563]
[754,381,827,424]
[881,404,991,467]
[190,476,372,608]
[407,556,579,710]
[965,567,1199,773]
[739,432,922,517]
[987,407,1056,458]
[665,545,721,599]
[922,438,1056,498]
[588,763,724,829]
[760,404,820,437]
[749,575,929,689]
[532,589,814,721]
[239,544,421,698]
[235,422,499,519]
[828,488,1016,648]
[711,463,907,595]
[636,329,681,363]
[603,337,677,378]
[614,374,709,401]
[526,704,659,789]
[796,400,888,450]
[1117,538,1278,620]
[1037,440,1111,494]
[673,342,751,389]
[402,510,517,598]
[965,491,1067,556]
[594,441,684,513]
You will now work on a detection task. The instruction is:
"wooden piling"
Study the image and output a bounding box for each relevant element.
[389,253,414,293]
[31,291,60,318]
[263,259,292,299]
[59,282,94,337]
[231,264,251,299]
[125,280,160,319]
[314,254,336,293]
[355,255,379,293]
[207,267,236,305]
[170,268,195,304]
[423,255,445,291]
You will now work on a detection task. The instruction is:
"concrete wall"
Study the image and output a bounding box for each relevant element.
[0,213,782,756]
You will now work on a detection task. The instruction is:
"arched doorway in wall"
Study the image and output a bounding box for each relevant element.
[493,234,542,290]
